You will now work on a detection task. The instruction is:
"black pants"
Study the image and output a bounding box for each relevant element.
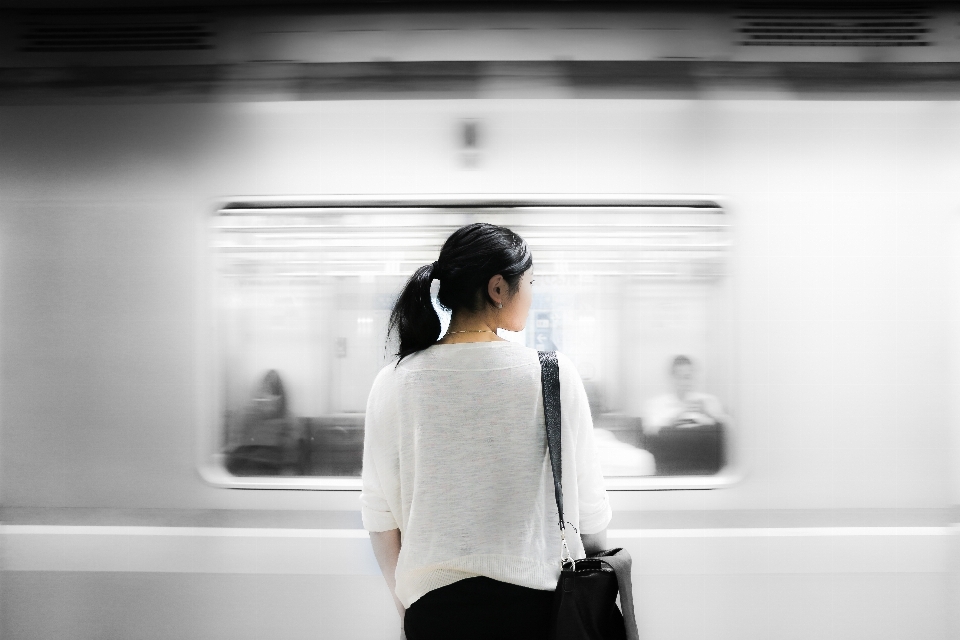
[404,576,555,640]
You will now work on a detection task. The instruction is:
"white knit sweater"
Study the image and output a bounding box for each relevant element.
[359,340,612,608]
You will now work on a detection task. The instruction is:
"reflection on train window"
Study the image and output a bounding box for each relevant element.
[213,201,734,479]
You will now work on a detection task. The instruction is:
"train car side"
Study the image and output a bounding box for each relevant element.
[0,99,958,637]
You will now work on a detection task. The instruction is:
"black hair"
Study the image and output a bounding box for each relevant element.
[257,369,287,418]
[388,222,533,362]
[671,355,693,372]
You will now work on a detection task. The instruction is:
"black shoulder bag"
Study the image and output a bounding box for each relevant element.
[538,351,640,640]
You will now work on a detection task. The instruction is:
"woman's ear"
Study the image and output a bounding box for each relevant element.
[487,274,505,305]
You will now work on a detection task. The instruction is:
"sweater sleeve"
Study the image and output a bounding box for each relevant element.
[558,353,613,536]
[360,367,400,533]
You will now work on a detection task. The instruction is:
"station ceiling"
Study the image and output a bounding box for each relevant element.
[0,0,937,10]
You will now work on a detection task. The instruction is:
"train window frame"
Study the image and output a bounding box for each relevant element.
[197,195,744,491]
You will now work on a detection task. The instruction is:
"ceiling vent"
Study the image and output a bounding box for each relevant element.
[738,10,931,46]
[18,11,214,53]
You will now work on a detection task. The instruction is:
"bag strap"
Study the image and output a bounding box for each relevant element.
[538,351,572,565]
[601,549,640,640]
[537,351,640,640]
[539,351,640,640]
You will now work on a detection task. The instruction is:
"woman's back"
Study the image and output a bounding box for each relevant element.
[361,340,611,609]
[362,221,612,638]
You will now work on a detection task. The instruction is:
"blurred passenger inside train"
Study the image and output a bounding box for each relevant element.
[361,223,613,640]
[225,369,299,476]
[643,355,728,435]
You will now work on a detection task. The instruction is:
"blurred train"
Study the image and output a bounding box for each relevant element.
[1,3,959,640]
[212,198,733,487]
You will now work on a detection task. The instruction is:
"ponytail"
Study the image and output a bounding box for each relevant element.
[388,263,442,362]
[388,223,532,363]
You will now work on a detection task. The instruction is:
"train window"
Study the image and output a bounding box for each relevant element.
[202,198,737,490]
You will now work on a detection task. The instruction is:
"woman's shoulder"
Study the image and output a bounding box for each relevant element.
[382,345,577,376]
[364,359,405,419]
[554,351,583,382]
[396,340,540,372]
[539,351,587,402]
[369,358,403,393]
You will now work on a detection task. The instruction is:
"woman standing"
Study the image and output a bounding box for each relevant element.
[361,223,611,640]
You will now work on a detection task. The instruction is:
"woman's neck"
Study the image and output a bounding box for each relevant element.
[436,311,505,344]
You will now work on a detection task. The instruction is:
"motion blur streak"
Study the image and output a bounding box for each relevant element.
[2,526,952,575]
[1,524,951,537]
[0,525,372,537]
